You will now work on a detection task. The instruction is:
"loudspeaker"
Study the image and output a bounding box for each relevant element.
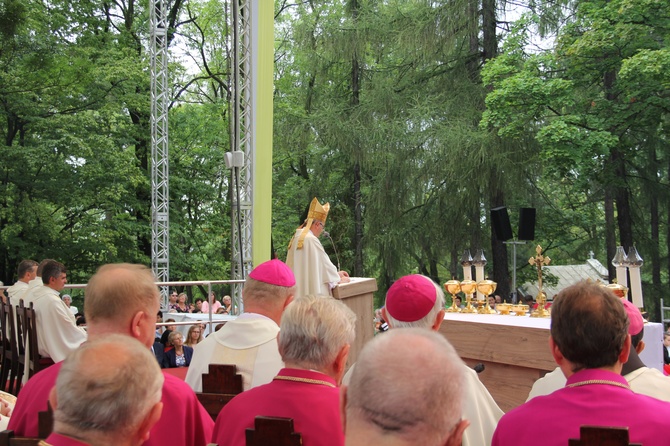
[518,208,536,241]
[491,207,513,241]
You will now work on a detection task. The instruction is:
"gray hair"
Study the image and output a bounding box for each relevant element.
[384,276,445,329]
[243,277,296,307]
[346,329,464,446]
[278,295,356,370]
[54,334,163,436]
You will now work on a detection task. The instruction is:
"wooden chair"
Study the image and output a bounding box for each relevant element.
[0,302,20,395]
[19,301,45,380]
[568,426,642,446]
[12,303,28,396]
[245,416,302,446]
[0,302,12,393]
[196,364,244,420]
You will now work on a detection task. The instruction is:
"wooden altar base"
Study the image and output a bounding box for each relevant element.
[438,315,555,412]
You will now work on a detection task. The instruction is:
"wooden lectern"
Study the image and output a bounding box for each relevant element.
[332,278,377,367]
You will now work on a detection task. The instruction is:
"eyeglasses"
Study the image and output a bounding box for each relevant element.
[314,221,324,228]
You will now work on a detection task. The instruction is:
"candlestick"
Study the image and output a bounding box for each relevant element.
[611,246,628,288]
[627,246,644,309]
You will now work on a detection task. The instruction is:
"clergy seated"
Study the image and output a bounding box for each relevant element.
[492,282,670,446]
[42,335,164,446]
[185,259,296,393]
[211,296,356,446]
[8,263,214,446]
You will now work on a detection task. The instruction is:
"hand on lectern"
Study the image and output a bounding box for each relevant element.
[338,271,351,283]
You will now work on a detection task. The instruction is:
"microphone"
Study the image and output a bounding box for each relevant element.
[473,363,485,374]
[322,231,341,271]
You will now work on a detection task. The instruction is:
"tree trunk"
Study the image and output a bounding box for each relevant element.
[349,0,364,277]
[604,189,617,282]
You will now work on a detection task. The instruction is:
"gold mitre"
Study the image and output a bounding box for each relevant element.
[307,197,330,224]
[288,198,330,250]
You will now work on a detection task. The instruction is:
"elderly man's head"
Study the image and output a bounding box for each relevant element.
[550,281,631,373]
[242,260,296,323]
[382,274,445,330]
[84,264,160,348]
[50,334,163,446]
[343,329,467,446]
[278,295,356,381]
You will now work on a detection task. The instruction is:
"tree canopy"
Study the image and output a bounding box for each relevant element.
[1,0,669,317]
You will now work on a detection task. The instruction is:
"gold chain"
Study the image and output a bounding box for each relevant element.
[274,375,336,388]
[566,379,630,390]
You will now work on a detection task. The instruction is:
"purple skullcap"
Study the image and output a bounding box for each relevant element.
[385,275,437,322]
[620,298,644,336]
[248,259,296,287]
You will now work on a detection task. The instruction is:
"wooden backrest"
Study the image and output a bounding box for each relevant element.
[568,426,642,446]
[202,364,243,394]
[245,416,302,446]
[0,302,19,395]
[19,301,41,379]
[37,402,54,439]
[0,302,16,354]
[0,430,43,446]
[196,364,244,421]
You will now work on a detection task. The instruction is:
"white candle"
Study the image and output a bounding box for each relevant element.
[462,265,472,281]
[616,266,628,288]
[475,265,485,300]
[628,266,643,308]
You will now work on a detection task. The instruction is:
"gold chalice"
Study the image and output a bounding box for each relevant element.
[476,280,497,314]
[444,280,462,313]
[459,280,477,313]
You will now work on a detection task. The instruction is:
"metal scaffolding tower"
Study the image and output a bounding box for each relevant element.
[229,0,254,308]
[150,0,170,303]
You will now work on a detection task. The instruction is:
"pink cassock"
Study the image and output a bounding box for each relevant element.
[9,362,214,446]
[493,368,670,446]
[212,368,344,446]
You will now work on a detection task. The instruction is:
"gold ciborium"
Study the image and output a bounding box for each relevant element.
[511,303,529,316]
[459,279,477,313]
[444,280,462,313]
[496,303,512,315]
[604,282,629,300]
[476,280,497,314]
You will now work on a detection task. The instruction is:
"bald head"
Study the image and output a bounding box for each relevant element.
[344,329,464,446]
[52,334,163,445]
[84,264,160,346]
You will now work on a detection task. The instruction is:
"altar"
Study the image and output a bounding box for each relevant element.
[439,312,664,412]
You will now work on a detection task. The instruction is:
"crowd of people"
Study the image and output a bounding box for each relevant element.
[0,255,669,445]
[1,198,669,445]
[166,290,234,315]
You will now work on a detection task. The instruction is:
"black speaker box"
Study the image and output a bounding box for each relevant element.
[491,207,513,241]
[518,208,536,241]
